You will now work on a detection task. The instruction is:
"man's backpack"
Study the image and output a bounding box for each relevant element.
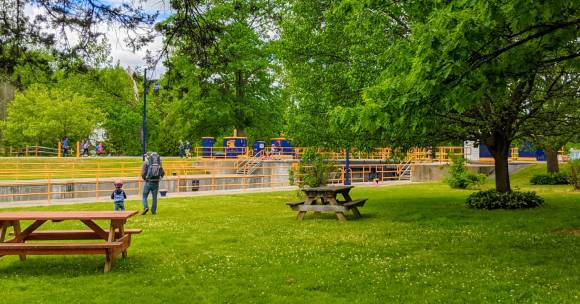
[146,152,165,180]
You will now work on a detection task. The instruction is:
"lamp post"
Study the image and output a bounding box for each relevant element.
[141,69,160,161]
[345,147,351,186]
[142,69,148,161]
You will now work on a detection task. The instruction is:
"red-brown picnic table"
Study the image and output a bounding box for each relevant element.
[0,211,141,272]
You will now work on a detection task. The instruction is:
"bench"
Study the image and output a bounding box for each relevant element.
[0,239,128,272]
[287,198,368,218]
[25,229,142,241]
[343,198,367,208]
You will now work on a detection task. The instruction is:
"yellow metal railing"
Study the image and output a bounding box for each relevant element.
[0,161,419,203]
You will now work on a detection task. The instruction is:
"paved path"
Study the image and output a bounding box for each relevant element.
[0,181,412,209]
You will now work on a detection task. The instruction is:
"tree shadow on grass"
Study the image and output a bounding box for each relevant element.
[0,254,148,277]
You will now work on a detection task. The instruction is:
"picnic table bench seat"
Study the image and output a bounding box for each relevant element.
[0,241,126,272]
[0,241,124,254]
[26,228,142,240]
[342,198,368,208]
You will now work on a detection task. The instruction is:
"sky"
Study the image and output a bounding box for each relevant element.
[105,0,173,77]
[24,0,173,77]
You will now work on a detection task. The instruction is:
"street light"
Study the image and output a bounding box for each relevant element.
[142,69,148,161]
[142,69,160,161]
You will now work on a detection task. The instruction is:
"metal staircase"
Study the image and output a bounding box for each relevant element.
[398,160,413,180]
[236,150,265,175]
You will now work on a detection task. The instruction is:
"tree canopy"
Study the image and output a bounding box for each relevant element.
[357,0,580,192]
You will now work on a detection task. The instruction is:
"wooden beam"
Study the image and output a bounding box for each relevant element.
[80,220,109,240]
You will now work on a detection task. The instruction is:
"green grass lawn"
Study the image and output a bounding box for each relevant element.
[0,166,579,303]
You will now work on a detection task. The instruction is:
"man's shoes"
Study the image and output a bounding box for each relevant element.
[142,208,149,215]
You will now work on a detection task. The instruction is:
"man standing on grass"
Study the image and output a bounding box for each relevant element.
[141,152,165,215]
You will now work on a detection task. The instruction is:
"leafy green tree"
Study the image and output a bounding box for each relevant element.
[358,1,579,192]
[0,0,156,76]
[524,71,580,173]
[156,0,285,141]
[276,0,409,150]
[2,84,104,146]
[54,66,149,155]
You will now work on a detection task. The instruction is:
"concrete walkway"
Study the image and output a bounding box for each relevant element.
[0,181,412,209]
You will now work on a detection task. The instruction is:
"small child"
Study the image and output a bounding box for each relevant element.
[110,179,127,211]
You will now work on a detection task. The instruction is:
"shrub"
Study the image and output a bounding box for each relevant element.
[466,190,544,210]
[445,157,487,189]
[569,160,580,191]
[530,172,570,185]
[288,149,336,188]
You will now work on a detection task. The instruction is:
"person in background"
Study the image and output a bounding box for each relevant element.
[178,140,185,158]
[63,136,70,157]
[185,141,191,158]
[141,152,165,215]
[96,142,104,156]
[82,140,90,157]
[270,143,277,155]
[110,179,127,211]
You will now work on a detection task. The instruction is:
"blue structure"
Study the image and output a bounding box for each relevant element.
[224,137,248,158]
[480,143,545,160]
[201,137,215,158]
[479,144,513,158]
[253,141,266,156]
[271,138,293,155]
[517,143,546,161]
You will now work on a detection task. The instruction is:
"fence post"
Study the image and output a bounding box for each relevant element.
[95,174,99,200]
[47,173,52,203]
[76,141,80,158]
[57,142,62,158]
[25,146,29,157]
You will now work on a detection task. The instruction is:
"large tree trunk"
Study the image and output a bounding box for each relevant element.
[487,132,512,193]
[545,148,559,173]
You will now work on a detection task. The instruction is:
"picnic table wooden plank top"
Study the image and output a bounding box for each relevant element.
[0,211,138,221]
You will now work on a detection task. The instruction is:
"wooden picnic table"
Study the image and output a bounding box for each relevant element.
[0,211,141,272]
[287,186,367,221]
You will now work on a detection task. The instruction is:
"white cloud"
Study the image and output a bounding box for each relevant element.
[25,0,171,76]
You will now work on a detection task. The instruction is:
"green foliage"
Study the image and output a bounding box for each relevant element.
[276,0,393,149]
[2,84,104,146]
[290,149,336,188]
[569,160,580,190]
[157,0,285,145]
[356,1,580,193]
[466,190,544,210]
[445,157,486,189]
[530,173,570,185]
